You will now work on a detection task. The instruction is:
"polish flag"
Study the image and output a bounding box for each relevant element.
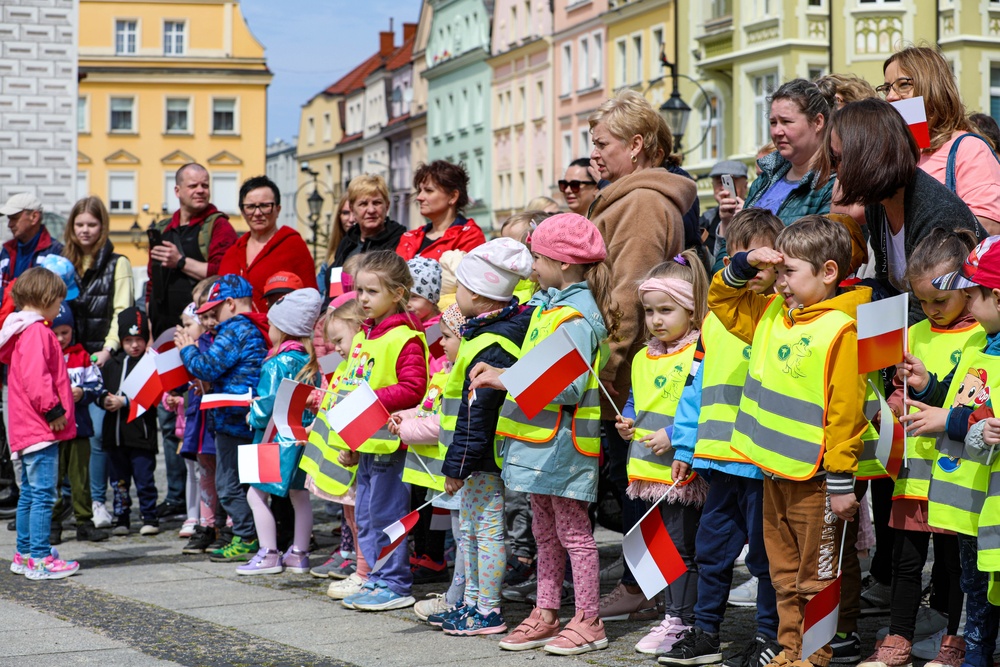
[329,267,345,298]
[425,321,445,359]
[318,351,344,381]
[273,378,314,441]
[500,327,590,420]
[120,353,162,422]
[325,381,390,451]
[857,294,907,374]
[429,506,451,531]
[154,347,191,392]
[801,576,842,660]
[371,509,420,573]
[622,502,688,599]
[152,326,177,353]
[237,443,282,484]
[869,380,905,480]
[200,390,253,410]
[891,97,931,149]
[262,417,277,443]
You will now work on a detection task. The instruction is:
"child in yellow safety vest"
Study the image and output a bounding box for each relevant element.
[475,214,612,655]
[709,216,870,667]
[613,249,710,646]
[866,229,980,667]
[899,234,1000,667]
[334,250,428,613]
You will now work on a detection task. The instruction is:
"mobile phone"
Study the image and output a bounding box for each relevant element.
[147,228,163,248]
[721,174,735,196]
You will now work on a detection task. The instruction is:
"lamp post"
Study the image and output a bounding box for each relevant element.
[129,220,142,247]
[307,186,324,258]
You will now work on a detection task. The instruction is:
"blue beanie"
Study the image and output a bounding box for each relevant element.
[52,301,74,329]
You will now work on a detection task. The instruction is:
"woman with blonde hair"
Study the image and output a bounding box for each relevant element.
[331,174,406,267]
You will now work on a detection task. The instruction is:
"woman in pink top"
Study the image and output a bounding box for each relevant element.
[880,46,1000,234]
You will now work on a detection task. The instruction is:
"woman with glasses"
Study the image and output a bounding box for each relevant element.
[396,160,485,262]
[879,46,1000,235]
[218,175,318,312]
[559,158,600,215]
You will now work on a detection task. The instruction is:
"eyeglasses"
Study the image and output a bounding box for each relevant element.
[558,179,596,192]
[875,77,914,97]
[241,202,276,215]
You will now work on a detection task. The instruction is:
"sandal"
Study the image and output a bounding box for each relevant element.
[543,611,609,655]
[498,607,560,651]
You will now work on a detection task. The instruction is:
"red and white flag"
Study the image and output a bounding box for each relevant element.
[429,506,451,531]
[425,321,445,359]
[371,509,420,573]
[154,347,191,392]
[329,267,345,298]
[500,327,590,420]
[120,353,162,422]
[318,351,344,380]
[273,378,313,441]
[325,382,390,451]
[237,443,282,484]
[200,389,253,410]
[622,502,688,599]
[152,326,177,353]
[869,380,905,480]
[801,576,842,660]
[857,293,907,374]
[891,97,930,149]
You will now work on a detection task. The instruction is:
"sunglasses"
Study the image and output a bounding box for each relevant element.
[558,179,596,192]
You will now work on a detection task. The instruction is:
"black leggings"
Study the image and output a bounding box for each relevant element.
[889,529,963,640]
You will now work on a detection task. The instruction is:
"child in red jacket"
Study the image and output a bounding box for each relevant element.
[0,267,79,580]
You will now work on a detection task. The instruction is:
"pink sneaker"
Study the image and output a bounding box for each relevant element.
[498,607,561,651]
[635,616,688,655]
[25,548,80,580]
[10,552,27,575]
[282,548,310,574]
[543,611,609,655]
[235,548,283,575]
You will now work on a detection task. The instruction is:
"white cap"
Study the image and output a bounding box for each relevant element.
[456,238,533,302]
[0,193,42,217]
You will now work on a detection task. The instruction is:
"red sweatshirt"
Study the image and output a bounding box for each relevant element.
[362,311,428,413]
[218,226,319,313]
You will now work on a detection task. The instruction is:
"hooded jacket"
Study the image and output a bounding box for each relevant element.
[249,342,317,440]
[0,226,63,290]
[0,311,76,451]
[361,311,428,413]
[218,226,319,313]
[587,167,697,418]
[395,216,487,262]
[709,252,871,493]
[179,312,269,438]
[501,283,609,502]
[331,218,406,268]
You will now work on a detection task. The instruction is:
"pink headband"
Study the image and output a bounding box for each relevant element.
[638,277,695,314]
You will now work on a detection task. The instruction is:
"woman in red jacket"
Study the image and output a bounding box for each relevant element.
[396,161,486,261]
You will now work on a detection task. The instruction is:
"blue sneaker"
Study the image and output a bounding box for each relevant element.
[442,609,507,636]
[428,602,469,628]
[351,580,416,611]
[341,580,376,609]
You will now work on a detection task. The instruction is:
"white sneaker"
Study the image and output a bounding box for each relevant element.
[735,543,749,567]
[327,572,365,600]
[139,524,160,536]
[92,501,112,529]
[178,518,198,538]
[728,576,758,607]
[414,593,450,621]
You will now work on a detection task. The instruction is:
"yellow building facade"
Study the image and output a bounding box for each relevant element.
[296,90,344,248]
[78,0,272,266]
[603,0,674,108]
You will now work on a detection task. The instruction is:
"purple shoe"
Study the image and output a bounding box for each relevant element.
[282,547,310,574]
[235,548,283,576]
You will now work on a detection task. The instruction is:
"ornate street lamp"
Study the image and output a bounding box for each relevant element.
[307,187,324,257]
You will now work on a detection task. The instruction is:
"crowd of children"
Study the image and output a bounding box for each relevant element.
[9,206,1000,667]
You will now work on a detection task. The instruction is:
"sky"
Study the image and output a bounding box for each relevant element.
[240,0,423,145]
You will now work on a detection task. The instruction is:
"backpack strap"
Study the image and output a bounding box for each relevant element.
[946,133,1000,193]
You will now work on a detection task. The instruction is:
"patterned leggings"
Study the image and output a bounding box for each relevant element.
[460,472,505,612]
[531,493,600,617]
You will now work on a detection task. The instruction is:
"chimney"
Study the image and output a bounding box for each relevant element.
[403,22,418,42]
[379,31,395,56]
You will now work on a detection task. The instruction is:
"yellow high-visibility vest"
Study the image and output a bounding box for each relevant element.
[694,313,751,462]
[299,363,356,496]
[402,369,451,491]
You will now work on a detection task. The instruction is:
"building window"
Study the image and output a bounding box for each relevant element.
[535,80,545,118]
[752,72,778,149]
[592,33,603,87]
[523,0,531,37]
[562,131,573,167]
[808,66,826,81]
[991,66,1000,123]
[474,84,484,125]
[510,4,518,43]
[651,27,664,66]
[213,173,239,213]
[578,36,590,91]
[110,97,134,132]
[163,21,185,56]
[631,35,643,85]
[108,172,136,212]
[710,0,733,18]
[164,172,180,211]
[323,113,331,141]
[212,98,236,134]
[165,98,189,133]
[579,128,590,157]
[77,171,89,200]
[615,39,627,88]
[77,96,88,132]
[561,44,572,95]
[462,88,470,128]
[699,95,722,163]
[517,86,525,122]
[115,20,137,55]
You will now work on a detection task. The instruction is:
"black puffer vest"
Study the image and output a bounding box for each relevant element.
[72,241,123,354]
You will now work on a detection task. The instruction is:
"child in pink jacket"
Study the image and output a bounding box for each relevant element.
[1,267,79,580]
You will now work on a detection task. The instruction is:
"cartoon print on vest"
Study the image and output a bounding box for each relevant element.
[742,345,752,361]
[778,335,812,379]
[419,385,442,417]
[364,357,375,383]
[950,349,962,366]
[661,364,686,401]
[937,367,991,474]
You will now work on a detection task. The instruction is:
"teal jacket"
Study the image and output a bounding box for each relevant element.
[500,282,609,502]
[250,344,317,443]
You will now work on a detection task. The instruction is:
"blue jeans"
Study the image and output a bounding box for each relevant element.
[959,533,1000,667]
[356,450,412,597]
[694,471,778,638]
[603,420,648,587]
[214,433,256,541]
[89,402,107,503]
[158,405,186,505]
[16,445,59,559]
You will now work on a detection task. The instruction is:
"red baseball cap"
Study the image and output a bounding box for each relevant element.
[263,271,304,300]
[933,235,1000,292]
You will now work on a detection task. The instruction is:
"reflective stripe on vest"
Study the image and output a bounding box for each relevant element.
[495,306,602,456]
[857,373,890,480]
[927,337,995,535]
[337,326,428,454]
[894,321,983,500]
[439,332,522,469]
[627,342,697,485]
[694,313,752,462]
[400,370,451,491]
[729,298,855,481]
[977,468,1000,572]
[299,437,356,496]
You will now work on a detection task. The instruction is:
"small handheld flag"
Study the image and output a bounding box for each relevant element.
[425,322,445,359]
[500,327,590,420]
[801,576,842,660]
[371,509,420,573]
[273,379,314,441]
[200,390,253,410]
[154,347,191,392]
[120,353,163,422]
[890,97,931,149]
[868,380,905,480]
[152,326,177,353]
[237,443,282,484]
[318,351,344,380]
[329,267,345,298]
[857,294,907,374]
[429,506,451,532]
[622,497,688,599]
[325,382,391,451]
